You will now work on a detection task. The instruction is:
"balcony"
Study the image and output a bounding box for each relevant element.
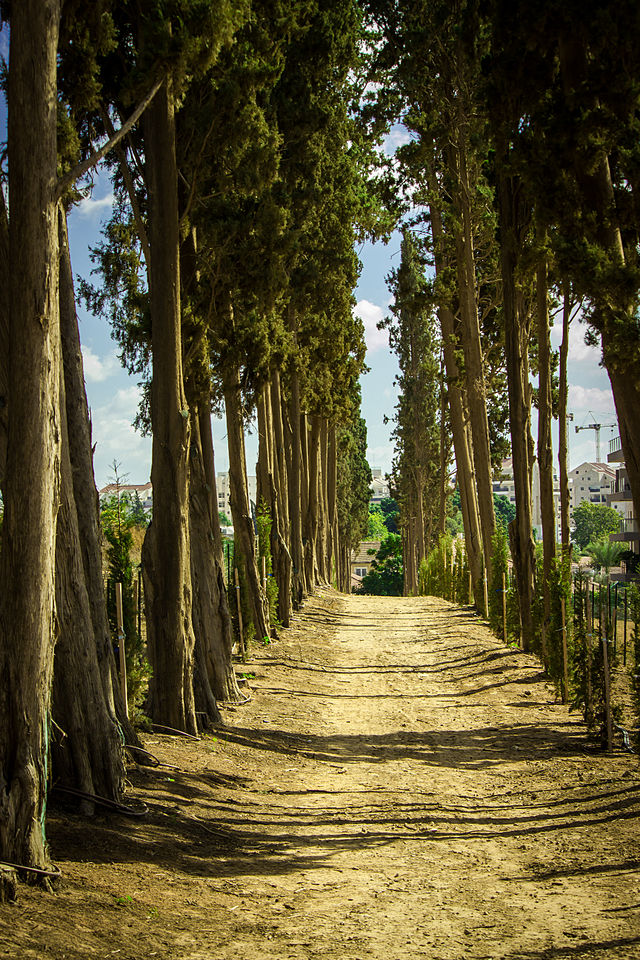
[608,436,624,463]
[611,516,640,542]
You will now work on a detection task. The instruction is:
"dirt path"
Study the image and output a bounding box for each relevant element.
[2,593,640,959]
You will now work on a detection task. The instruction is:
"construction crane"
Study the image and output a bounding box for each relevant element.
[574,413,616,463]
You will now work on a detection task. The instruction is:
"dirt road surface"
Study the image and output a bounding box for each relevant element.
[2,592,640,959]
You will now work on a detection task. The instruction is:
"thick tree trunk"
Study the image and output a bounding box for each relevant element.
[449,126,496,580]
[327,424,339,587]
[536,251,555,664]
[223,364,270,643]
[316,418,330,584]
[52,378,125,809]
[58,210,142,749]
[288,362,305,606]
[270,370,292,626]
[142,78,197,734]
[427,172,484,608]
[0,0,61,874]
[189,400,239,718]
[558,285,572,557]
[304,415,321,589]
[497,167,536,651]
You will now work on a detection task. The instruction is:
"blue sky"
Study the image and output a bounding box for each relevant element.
[0,44,617,488]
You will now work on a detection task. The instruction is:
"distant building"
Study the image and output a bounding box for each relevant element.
[370,468,390,505]
[99,481,153,512]
[606,436,639,563]
[216,472,257,521]
[350,540,381,589]
[569,462,616,513]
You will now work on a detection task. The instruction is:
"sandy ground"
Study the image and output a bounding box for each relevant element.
[2,591,640,960]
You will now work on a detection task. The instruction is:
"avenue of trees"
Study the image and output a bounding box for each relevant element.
[367,0,640,655]
[1,0,640,891]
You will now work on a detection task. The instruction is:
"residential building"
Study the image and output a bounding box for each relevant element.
[99,481,153,512]
[606,436,639,561]
[569,462,616,513]
[350,541,381,590]
[370,468,390,505]
[216,472,257,521]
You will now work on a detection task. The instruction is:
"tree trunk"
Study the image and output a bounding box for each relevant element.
[304,415,321,589]
[288,361,305,606]
[223,364,270,643]
[316,417,330,584]
[536,250,555,664]
[449,123,496,580]
[427,166,484,608]
[58,210,142,750]
[299,411,311,595]
[142,77,197,734]
[0,0,61,874]
[52,373,125,809]
[558,284,572,557]
[270,370,292,626]
[497,165,536,651]
[327,424,339,588]
[189,400,239,718]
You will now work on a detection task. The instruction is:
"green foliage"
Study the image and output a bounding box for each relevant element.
[493,494,516,534]
[337,390,372,554]
[546,556,573,696]
[629,585,640,752]
[100,491,150,715]
[585,537,625,573]
[256,500,279,628]
[367,505,389,541]
[357,534,403,596]
[572,502,621,551]
[378,496,400,534]
[218,511,231,526]
[488,527,509,637]
[419,535,455,601]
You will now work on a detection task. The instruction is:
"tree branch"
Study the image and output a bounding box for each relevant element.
[56,77,164,200]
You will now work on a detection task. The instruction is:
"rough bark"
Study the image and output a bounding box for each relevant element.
[288,361,305,607]
[189,400,239,717]
[497,165,536,651]
[536,251,555,664]
[223,364,270,643]
[270,370,292,626]
[558,285,572,557]
[52,374,125,809]
[0,0,61,873]
[448,121,496,580]
[58,210,142,750]
[327,424,339,588]
[427,170,484,608]
[304,415,321,590]
[316,418,330,584]
[142,78,197,734]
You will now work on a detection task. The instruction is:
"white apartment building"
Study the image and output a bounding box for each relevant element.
[569,462,616,513]
[216,472,257,521]
[494,458,561,538]
[370,468,390,505]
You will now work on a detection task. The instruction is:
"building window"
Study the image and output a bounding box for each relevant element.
[354,567,368,578]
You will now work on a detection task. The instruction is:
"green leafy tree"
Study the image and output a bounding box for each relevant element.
[494,494,516,534]
[585,537,625,574]
[367,505,389,541]
[378,496,400,534]
[572,502,621,551]
[358,534,403,596]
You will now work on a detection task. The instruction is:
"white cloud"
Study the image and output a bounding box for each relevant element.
[568,384,616,416]
[90,385,151,485]
[355,299,389,353]
[367,444,394,473]
[81,345,120,383]
[75,191,114,219]
[550,311,601,364]
[382,126,412,157]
